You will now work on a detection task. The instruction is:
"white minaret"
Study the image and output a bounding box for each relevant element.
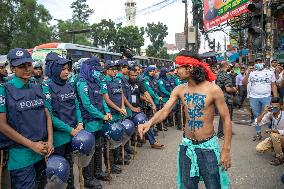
[125,0,137,26]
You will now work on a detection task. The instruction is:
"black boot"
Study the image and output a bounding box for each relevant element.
[66,153,75,189]
[104,148,122,174]
[84,178,102,189]
[110,164,122,174]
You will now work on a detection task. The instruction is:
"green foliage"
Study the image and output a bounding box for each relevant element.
[71,0,94,23]
[54,0,94,45]
[114,25,145,54]
[0,0,52,54]
[91,19,117,48]
[145,22,169,59]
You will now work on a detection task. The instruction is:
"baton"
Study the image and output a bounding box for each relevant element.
[106,140,112,183]
[78,161,83,189]
[159,99,165,138]
[0,150,3,189]
[122,145,125,168]
[133,129,137,160]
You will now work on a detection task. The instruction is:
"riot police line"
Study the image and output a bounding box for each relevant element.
[0,47,181,189]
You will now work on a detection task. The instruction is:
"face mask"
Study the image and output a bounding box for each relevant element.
[255,63,264,71]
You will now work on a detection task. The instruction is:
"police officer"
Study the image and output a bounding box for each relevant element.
[31,61,44,84]
[43,52,61,85]
[143,67,164,132]
[77,57,112,188]
[102,60,126,173]
[128,68,164,149]
[0,55,10,189]
[0,56,8,83]
[42,53,83,189]
[167,67,182,129]
[69,58,88,87]
[0,48,53,189]
[157,68,172,129]
[115,60,140,158]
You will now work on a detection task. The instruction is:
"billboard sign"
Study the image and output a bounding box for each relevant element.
[204,0,250,30]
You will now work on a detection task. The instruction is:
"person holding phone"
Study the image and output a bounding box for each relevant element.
[255,97,284,166]
[243,58,278,141]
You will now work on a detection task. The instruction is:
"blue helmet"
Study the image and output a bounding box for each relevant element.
[121,119,135,137]
[71,130,95,155]
[102,122,124,141]
[132,112,148,126]
[46,155,70,188]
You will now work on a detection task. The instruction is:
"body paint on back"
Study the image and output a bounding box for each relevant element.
[184,93,207,131]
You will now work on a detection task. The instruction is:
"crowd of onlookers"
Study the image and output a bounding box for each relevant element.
[211,58,284,183]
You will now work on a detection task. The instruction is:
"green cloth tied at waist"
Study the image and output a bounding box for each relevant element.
[176,136,230,189]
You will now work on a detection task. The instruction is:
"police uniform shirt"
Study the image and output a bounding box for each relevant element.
[42,82,83,148]
[101,75,123,122]
[0,76,43,170]
[143,75,160,105]
[158,78,171,104]
[115,72,133,118]
[76,78,110,132]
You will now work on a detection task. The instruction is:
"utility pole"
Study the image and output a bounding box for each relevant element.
[182,0,189,51]
[224,36,227,60]
[264,0,273,64]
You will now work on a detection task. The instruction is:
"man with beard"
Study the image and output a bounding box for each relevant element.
[128,67,164,149]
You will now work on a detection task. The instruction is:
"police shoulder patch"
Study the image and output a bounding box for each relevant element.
[84,86,88,93]
[45,93,51,100]
[0,95,6,106]
[102,83,107,90]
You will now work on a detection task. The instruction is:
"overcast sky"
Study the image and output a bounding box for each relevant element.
[38,0,227,53]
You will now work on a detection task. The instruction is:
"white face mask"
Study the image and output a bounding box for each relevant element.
[255,63,264,71]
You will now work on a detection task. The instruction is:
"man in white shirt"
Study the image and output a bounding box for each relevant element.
[255,97,284,166]
[243,58,278,141]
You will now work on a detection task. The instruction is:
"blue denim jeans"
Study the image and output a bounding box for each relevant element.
[178,145,221,189]
[146,128,156,145]
[249,97,271,133]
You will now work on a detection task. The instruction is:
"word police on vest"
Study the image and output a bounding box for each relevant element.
[60,92,76,101]
[18,99,44,110]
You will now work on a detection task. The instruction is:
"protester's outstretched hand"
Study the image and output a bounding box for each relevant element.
[218,148,231,171]
[138,122,151,139]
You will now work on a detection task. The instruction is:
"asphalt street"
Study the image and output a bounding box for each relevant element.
[102,109,283,189]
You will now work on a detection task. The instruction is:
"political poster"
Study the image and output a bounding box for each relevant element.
[204,0,250,30]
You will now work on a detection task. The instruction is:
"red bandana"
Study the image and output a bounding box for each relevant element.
[175,56,216,82]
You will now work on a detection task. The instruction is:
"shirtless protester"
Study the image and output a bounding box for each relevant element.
[138,51,232,189]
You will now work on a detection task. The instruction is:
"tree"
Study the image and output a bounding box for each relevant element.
[0,0,53,54]
[92,19,117,48]
[114,25,144,55]
[145,22,169,59]
[71,0,94,24]
[53,0,93,45]
[56,19,91,45]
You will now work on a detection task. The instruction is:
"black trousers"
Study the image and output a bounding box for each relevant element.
[217,102,233,138]
[238,85,247,107]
